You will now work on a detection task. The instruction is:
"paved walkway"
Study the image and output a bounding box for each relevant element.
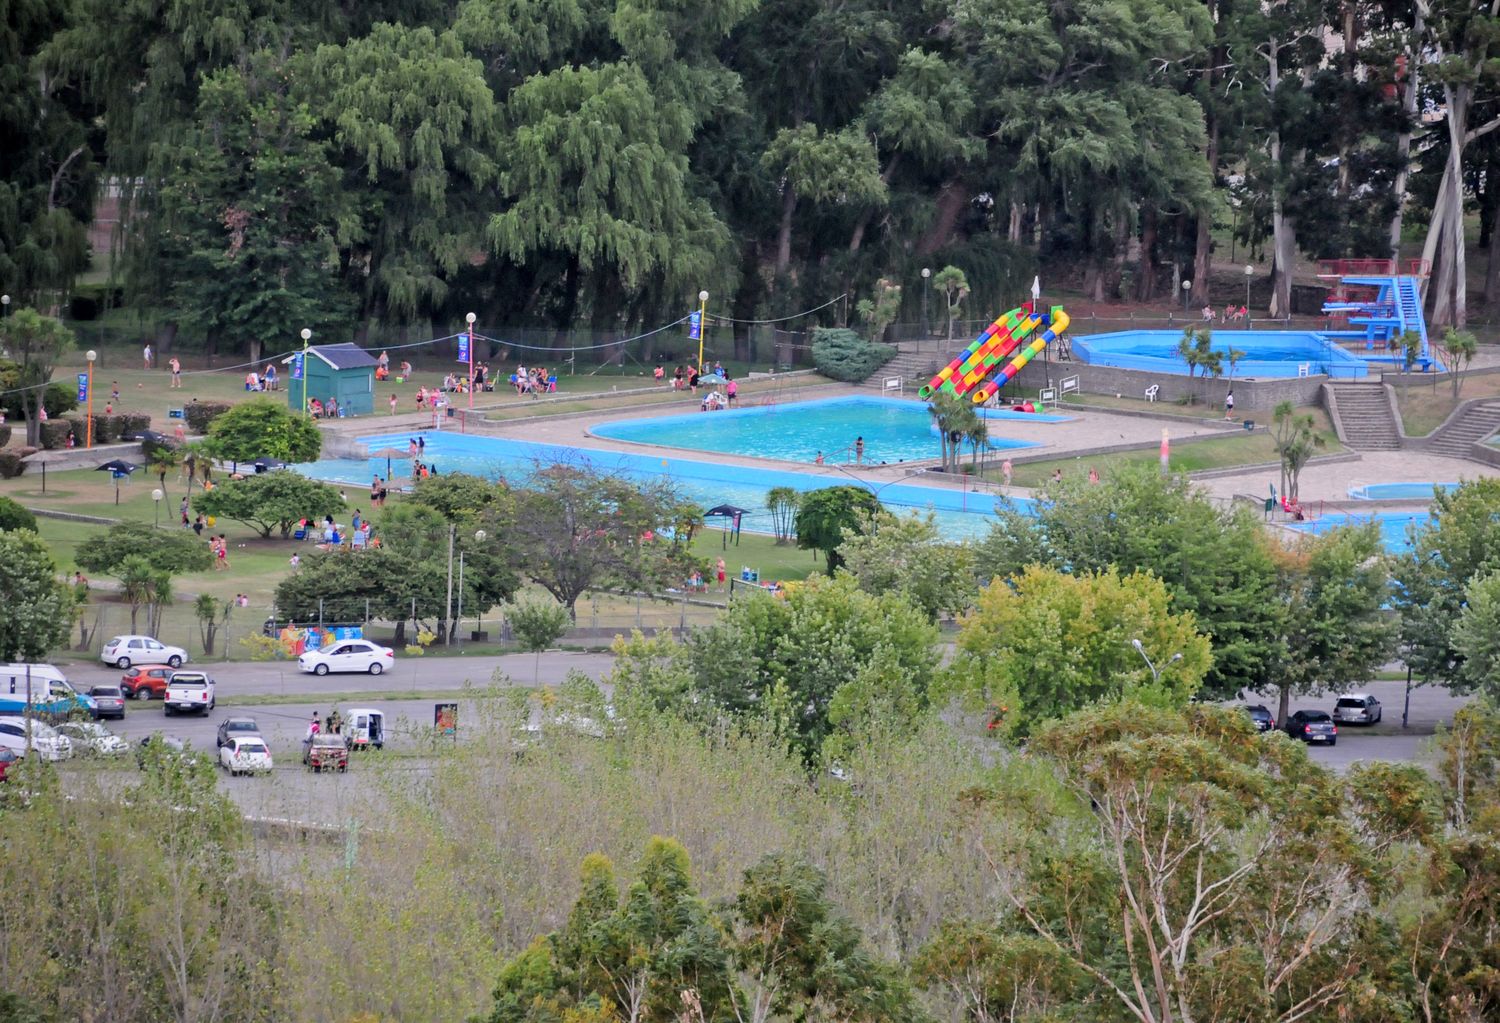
[1193,449,1500,507]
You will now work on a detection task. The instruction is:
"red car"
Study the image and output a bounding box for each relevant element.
[120,665,174,700]
[0,747,19,781]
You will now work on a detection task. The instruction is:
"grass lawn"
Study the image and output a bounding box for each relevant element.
[1391,372,1500,437]
[687,527,823,585]
[985,420,1342,489]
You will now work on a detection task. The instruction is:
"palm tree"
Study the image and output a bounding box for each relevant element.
[964,417,989,472]
[148,447,182,505]
[928,391,978,472]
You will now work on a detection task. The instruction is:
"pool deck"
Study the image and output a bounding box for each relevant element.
[476,386,1233,497]
[1192,450,1500,509]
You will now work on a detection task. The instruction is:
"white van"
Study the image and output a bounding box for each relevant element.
[0,663,69,696]
[0,665,93,717]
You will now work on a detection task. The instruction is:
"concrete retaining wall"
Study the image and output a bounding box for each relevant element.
[1006,358,1326,411]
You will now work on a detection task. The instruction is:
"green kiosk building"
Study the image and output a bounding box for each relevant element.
[287,343,378,417]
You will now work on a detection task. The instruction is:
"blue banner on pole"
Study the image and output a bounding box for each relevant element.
[291,353,304,380]
[688,311,702,341]
[457,335,470,363]
[76,373,88,402]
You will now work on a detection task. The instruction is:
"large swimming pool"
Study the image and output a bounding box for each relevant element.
[589,396,1060,465]
[298,431,1027,541]
[1073,330,1369,379]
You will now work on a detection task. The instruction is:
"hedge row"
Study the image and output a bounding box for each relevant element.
[183,400,232,434]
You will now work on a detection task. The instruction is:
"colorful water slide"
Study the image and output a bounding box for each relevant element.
[917,305,1040,399]
[969,308,1070,404]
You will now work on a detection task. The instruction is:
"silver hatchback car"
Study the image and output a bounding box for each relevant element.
[1332,693,1382,725]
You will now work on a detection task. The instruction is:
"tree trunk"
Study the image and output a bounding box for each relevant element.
[156,321,178,356]
[1486,169,1500,304]
[916,178,968,256]
[732,240,760,362]
[1267,43,1296,320]
[1192,76,1221,306]
[1389,17,1421,261]
[1446,86,1470,328]
[848,152,899,253]
[1136,204,1158,301]
[774,186,796,276]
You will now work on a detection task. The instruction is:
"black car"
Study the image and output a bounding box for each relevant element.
[1242,705,1275,732]
[1283,710,1337,745]
[89,685,126,720]
[216,715,262,749]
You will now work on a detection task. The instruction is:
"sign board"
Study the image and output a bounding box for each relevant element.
[456,334,470,363]
[1039,387,1057,405]
[76,373,88,402]
[168,408,185,419]
[290,352,304,380]
[688,310,702,341]
[1060,374,1080,395]
[434,702,458,738]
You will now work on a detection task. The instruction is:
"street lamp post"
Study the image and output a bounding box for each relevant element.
[152,488,164,528]
[1,294,10,318]
[696,290,709,374]
[465,312,477,410]
[456,528,486,647]
[85,349,97,448]
[1244,264,1254,322]
[1131,638,1182,684]
[921,267,931,336]
[299,328,312,415]
[1182,278,1192,312]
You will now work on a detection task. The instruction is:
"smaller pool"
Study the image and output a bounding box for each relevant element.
[591,396,1059,465]
[1073,329,1369,379]
[1347,482,1457,501]
[1284,512,1432,553]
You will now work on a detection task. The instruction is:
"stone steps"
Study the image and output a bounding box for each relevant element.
[1426,401,1500,458]
[1327,383,1402,450]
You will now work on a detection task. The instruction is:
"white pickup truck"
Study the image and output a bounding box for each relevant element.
[164,672,216,716]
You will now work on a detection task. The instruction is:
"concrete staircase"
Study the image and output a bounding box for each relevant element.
[1327,383,1402,450]
[1425,400,1500,458]
[862,345,945,390]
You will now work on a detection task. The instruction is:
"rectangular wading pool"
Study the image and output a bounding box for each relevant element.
[1072,330,1369,379]
[297,431,1033,542]
[589,395,1064,465]
[1346,482,1457,501]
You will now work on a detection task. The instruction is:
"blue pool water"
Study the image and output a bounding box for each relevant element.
[590,396,1060,464]
[1073,330,1369,379]
[1347,482,1457,501]
[299,431,1027,541]
[1283,512,1432,552]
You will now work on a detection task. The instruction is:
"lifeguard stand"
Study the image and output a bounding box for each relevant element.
[1317,258,1431,369]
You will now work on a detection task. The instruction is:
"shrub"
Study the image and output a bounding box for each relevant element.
[38,420,74,449]
[117,413,151,439]
[41,382,78,418]
[0,424,12,447]
[183,400,232,435]
[810,327,896,382]
[0,451,27,478]
[0,496,36,532]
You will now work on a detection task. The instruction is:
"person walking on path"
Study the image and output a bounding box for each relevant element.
[1001,458,1013,487]
[1224,389,1235,421]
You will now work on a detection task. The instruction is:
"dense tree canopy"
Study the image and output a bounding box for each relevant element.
[14,0,1486,351]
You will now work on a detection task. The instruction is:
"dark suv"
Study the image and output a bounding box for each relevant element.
[1283,710,1337,745]
[1242,705,1275,732]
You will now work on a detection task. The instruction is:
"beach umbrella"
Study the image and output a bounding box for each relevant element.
[25,450,70,494]
[704,504,748,548]
[95,458,138,505]
[368,446,410,480]
[697,373,728,386]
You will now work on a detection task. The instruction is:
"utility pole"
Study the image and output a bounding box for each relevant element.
[444,524,455,645]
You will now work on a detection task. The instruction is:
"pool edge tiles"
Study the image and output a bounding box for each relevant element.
[587,394,1064,466]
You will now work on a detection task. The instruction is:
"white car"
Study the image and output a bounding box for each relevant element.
[1332,693,1383,725]
[0,716,74,761]
[219,736,273,776]
[298,640,395,676]
[101,635,189,670]
[57,721,130,757]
